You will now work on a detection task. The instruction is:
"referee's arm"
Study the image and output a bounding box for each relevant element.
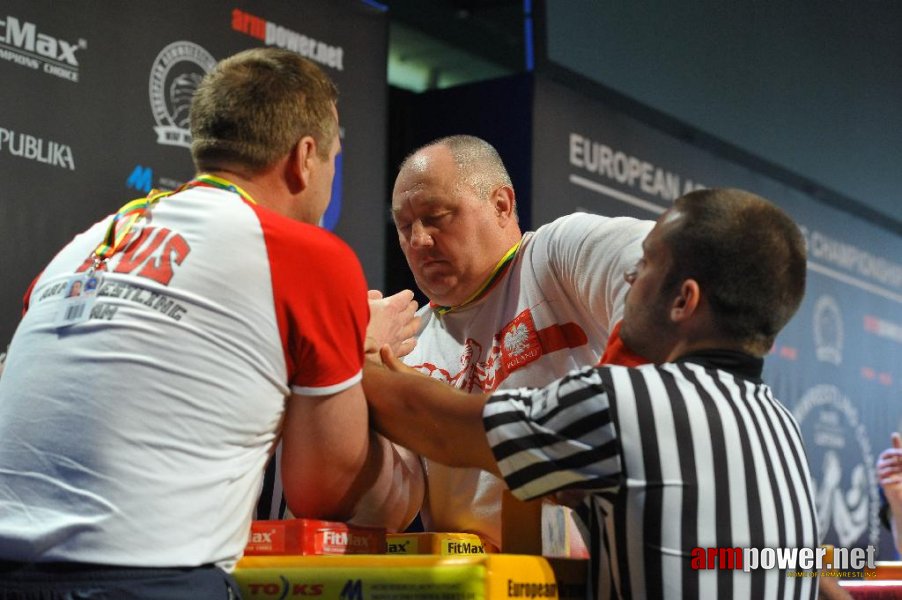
[362,346,500,477]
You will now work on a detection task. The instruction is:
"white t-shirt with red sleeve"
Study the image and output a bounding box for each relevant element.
[0,185,368,570]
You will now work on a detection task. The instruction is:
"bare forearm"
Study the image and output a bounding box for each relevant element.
[281,386,394,522]
[282,442,369,521]
[347,436,424,531]
[362,361,499,475]
[877,434,902,554]
[891,505,902,555]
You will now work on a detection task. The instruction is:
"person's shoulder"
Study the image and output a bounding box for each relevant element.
[530,211,593,235]
[532,212,653,239]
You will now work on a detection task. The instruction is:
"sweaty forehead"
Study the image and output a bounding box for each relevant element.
[405,152,431,173]
[393,152,459,209]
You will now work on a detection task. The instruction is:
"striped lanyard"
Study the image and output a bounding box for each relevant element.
[431,239,522,316]
[90,174,256,271]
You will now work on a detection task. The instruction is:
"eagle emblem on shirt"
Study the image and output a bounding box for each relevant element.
[504,323,531,356]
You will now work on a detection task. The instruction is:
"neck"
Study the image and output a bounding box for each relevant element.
[204,163,303,221]
[432,237,523,315]
[665,337,759,362]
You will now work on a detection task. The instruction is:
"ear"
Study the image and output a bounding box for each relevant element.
[288,136,318,193]
[670,279,701,323]
[491,185,516,225]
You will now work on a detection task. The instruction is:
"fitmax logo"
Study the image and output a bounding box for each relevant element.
[0,15,85,66]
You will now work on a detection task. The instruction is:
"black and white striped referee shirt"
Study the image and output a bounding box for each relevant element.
[485,350,819,600]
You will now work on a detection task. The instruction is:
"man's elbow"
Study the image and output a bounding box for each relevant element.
[282,465,363,522]
[283,487,354,522]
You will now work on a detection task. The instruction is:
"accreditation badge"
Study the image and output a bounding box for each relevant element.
[55,272,104,328]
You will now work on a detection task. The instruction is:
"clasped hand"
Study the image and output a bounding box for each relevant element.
[365,289,420,359]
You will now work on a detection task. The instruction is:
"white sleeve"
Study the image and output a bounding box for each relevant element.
[533,213,653,330]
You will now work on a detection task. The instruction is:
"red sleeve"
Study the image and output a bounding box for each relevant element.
[255,206,369,393]
[598,320,649,367]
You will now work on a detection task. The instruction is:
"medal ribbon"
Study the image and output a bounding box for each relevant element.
[184,173,257,206]
[431,239,522,316]
[91,174,256,265]
[93,189,172,263]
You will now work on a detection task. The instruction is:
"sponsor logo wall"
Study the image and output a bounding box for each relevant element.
[0,0,387,345]
[532,76,902,558]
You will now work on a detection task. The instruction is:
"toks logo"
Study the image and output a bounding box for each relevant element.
[245,575,323,597]
[0,15,85,82]
[148,41,216,148]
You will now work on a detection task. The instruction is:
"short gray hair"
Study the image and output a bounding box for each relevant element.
[403,135,513,202]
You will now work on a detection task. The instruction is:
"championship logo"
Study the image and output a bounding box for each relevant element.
[793,384,879,548]
[148,41,216,148]
[813,295,843,365]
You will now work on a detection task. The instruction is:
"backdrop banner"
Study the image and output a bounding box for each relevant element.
[532,76,902,558]
[0,0,387,344]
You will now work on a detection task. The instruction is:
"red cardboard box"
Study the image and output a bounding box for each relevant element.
[245,519,386,555]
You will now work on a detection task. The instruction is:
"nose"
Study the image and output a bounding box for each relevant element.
[409,220,433,248]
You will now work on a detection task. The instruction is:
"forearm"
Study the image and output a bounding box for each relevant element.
[891,506,902,555]
[282,429,423,528]
[877,434,902,555]
[282,442,369,521]
[347,436,424,531]
[362,361,499,475]
[280,380,426,529]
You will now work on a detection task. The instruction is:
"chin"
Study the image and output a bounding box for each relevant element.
[427,293,458,307]
[420,280,458,306]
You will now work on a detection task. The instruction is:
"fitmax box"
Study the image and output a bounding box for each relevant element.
[386,532,490,555]
[245,519,386,556]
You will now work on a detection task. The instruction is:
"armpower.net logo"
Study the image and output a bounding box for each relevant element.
[692,545,879,578]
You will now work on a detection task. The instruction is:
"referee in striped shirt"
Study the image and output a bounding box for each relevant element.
[363,188,820,600]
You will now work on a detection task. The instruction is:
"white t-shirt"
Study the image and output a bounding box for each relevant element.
[0,185,368,570]
[404,212,652,548]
